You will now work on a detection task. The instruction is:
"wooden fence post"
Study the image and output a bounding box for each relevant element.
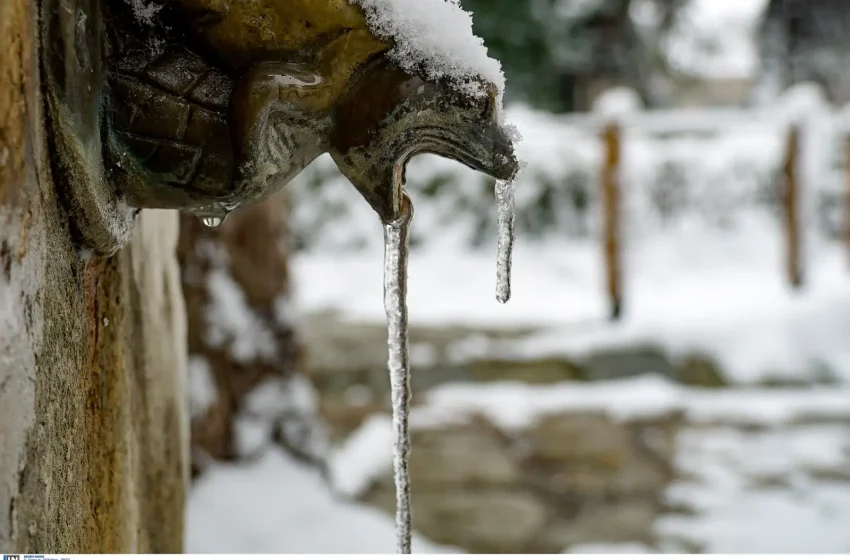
[783,124,803,289]
[601,121,623,319]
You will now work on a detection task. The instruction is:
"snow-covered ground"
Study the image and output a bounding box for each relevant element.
[187,376,850,553]
[659,424,850,553]
[293,224,850,385]
[186,446,456,553]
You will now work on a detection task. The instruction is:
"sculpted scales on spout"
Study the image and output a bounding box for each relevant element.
[98,0,520,225]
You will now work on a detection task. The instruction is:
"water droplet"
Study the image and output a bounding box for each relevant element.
[193,202,239,228]
[202,216,224,228]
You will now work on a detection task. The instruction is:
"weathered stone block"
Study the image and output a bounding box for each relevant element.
[410,426,518,485]
[536,454,669,495]
[469,357,584,384]
[1,4,188,547]
[585,346,675,381]
[412,490,548,552]
[526,412,631,465]
[540,499,658,551]
[677,354,727,387]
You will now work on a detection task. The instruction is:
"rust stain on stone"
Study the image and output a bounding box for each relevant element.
[79,253,131,552]
[0,0,29,209]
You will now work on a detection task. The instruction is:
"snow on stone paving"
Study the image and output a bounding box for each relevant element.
[185,376,850,553]
[327,376,850,553]
[330,375,850,491]
[656,425,850,553]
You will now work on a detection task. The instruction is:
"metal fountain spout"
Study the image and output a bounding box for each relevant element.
[65,0,520,230]
[330,58,520,223]
[43,0,520,250]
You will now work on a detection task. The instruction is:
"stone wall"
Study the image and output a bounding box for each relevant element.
[323,376,850,553]
[301,317,712,553]
[306,315,850,553]
[0,0,188,551]
[362,412,678,553]
[304,315,727,446]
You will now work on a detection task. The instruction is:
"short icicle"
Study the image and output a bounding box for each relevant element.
[495,177,516,303]
[383,193,415,554]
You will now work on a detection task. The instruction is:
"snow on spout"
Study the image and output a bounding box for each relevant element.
[350,0,506,100]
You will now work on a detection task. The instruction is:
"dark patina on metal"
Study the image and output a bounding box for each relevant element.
[43,0,519,249]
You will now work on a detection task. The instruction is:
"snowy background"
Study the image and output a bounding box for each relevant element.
[186,0,850,553]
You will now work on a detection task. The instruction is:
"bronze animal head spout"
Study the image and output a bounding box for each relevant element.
[330,59,520,223]
[97,0,519,226]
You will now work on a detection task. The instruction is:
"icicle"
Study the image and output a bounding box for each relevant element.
[495,177,516,304]
[383,193,414,554]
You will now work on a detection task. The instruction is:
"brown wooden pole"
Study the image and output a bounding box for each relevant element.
[783,124,803,289]
[601,121,623,319]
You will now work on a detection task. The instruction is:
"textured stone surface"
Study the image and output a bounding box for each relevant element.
[365,479,549,552]
[409,425,519,485]
[584,345,676,381]
[306,319,686,553]
[360,410,678,553]
[0,4,187,551]
[540,500,659,550]
[302,318,735,411]
[526,412,632,464]
[411,490,548,553]
[469,357,583,384]
[676,353,728,387]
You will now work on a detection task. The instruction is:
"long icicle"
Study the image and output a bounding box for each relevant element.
[383,193,414,554]
[495,177,516,303]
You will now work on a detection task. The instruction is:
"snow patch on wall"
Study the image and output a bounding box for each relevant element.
[0,211,39,549]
